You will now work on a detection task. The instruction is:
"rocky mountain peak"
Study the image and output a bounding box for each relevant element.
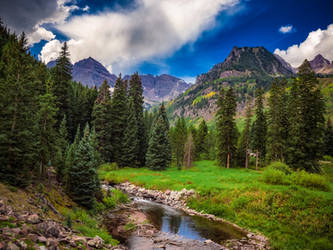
[309,54,331,71]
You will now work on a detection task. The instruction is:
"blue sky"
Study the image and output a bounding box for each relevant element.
[15,0,333,82]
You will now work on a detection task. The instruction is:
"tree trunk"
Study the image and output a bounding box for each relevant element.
[255,150,259,171]
[227,153,230,169]
[245,150,248,169]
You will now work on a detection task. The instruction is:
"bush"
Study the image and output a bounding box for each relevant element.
[103,189,129,209]
[268,161,292,175]
[291,170,331,192]
[100,162,119,171]
[322,155,333,162]
[262,167,289,185]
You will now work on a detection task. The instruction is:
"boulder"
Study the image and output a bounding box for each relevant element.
[7,243,20,250]
[88,235,104,248]
[27,214,40,224]
[38,221,61,238]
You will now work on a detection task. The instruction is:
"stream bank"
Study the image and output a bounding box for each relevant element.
[102,182,270,249]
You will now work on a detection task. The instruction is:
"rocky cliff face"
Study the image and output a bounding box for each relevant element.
[124,74,190,104]
[196,46,294,85]
[72,57,117,88]
[309,54,333,74]
[47,58,190,103]
[167,46,294,121]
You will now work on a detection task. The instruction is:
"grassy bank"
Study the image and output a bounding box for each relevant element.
[99,160,333,249]
[0,182,121,246]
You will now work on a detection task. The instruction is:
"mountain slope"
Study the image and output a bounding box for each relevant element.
[72,57,117,88]
[309,54,333,74]
[167,46,294,121]
[47,58,190,103]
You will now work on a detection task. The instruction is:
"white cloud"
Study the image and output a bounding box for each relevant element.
[181,76,196,84]
[274,24,333,67]
[279,25,294,34]
[26,0,79,46]
[40,0,240,71]
[27,27,56,45]
[39,39,62,64]
[82,5,90,12]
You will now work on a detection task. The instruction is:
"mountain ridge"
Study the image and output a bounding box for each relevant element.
[47,58,190,103]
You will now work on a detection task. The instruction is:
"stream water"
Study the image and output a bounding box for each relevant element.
[133,198,246,244]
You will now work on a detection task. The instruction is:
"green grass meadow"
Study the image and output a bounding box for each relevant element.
[99,160,333,249]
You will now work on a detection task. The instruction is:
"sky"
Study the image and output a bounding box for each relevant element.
[1,0,333,83]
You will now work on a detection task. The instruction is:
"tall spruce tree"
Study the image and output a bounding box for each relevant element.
[267,79,289,162]
[287,60,325,171]
[237,100,252,168]
[196,119,208,159]
[216,88,238,168]
[252,87,267,170]
[67,124,100,208]
[92,80,112,162]
[35,93,58,179]
[324,119,333,157]
[128,73,146,166]
[183,132,195,169]
[0,37,38,186]
[122,97,140,167]
[172,117,187,169]
[146,105,171,170]
[51,42,72,127]
[110,75,128,165]
[54,115,69,182]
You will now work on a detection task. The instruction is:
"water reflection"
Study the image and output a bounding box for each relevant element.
[134,199,245,243]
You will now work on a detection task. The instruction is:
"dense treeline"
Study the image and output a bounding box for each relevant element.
[0,21,171,208]
[214,60,328,171]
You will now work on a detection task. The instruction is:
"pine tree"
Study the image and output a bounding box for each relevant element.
[35,93,58,179]
[92,80,112,162]
[110,75,128,165]
[183,132,195,169]
[287,60,325,171]
[0,37,38,187]
[196,119,208,159]
[252,87,267,170]
[51,42,72,127]
[122,97,140,167]
[324,119,333,157]
[128,73,146,166]
[216,88,238,168]
[67,124,100,208]
[267,79,289,162]
[146,105,171,170]
[172,117,187,169]
[54,115,69,182]
[158,103,172,165]
[237,100,252,168]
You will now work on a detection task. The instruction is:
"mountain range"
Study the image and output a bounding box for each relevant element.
[47,58,190,104]
[47,48,332,118]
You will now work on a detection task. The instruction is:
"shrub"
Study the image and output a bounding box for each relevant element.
[290,170,331,192]
[268,161,292,175]
[103,189,129,209]
[322,155,333,162]
[100,162,119,171]
[65,213,72,229]
[262,167,289,185]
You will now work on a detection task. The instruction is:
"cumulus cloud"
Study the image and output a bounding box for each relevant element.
[40,0,240,72]
[0,0,82,45]
[279,25,294,34]
[27,27,56,45]
[0,0,58,34]
[39,39,62,64]
[274,24,333,67]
